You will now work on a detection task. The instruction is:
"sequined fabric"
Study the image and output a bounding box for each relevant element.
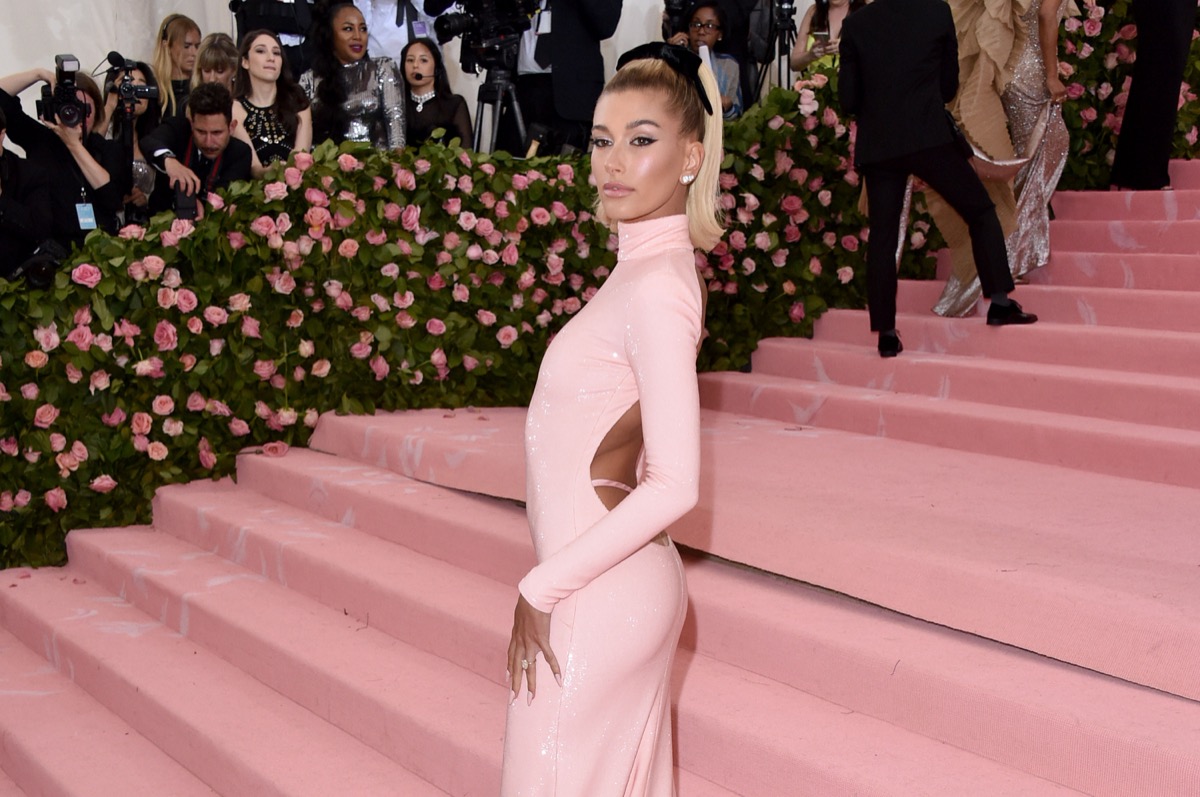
[239,98,293,166]
[299,57,406,149]
[503,214,700,796]
[934,0,1069,316]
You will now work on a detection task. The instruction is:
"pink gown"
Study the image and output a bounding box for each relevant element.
[501,214,703,796]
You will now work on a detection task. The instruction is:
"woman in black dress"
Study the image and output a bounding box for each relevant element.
[400,38,473,149]
[232,30,313,177]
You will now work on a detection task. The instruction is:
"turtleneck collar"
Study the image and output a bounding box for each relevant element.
[616,215,693,262]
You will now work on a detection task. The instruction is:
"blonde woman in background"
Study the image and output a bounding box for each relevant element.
[152,13,202,119]
[193,33,239,95]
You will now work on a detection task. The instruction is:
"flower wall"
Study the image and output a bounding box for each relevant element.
[2,13,1198,567]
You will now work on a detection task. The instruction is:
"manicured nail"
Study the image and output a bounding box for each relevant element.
[526,691,533,706]
[555,672,563,688]
[510,690,518,706]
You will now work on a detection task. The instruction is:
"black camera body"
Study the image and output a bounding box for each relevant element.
[435,0,539,73]
[663,0,689,38]
[113,68,159,106]
[35,54,89,128]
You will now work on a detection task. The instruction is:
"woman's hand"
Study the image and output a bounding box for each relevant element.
[507,594,561,705]
[668,32,690,48]
[1046,76,1068,103]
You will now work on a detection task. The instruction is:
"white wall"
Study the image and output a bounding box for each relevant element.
[1,1,808,131]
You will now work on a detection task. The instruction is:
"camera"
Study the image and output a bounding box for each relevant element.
[35,54,89,128]
[435,0,539,73]
[112,67,159,107]
[174,186,198,221]
[663,0,689,39]
[10,239,68,290]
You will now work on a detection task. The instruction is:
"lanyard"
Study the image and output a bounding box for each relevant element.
[183,135,224,194]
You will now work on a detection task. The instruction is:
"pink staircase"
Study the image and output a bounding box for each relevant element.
[3,163,1200,795]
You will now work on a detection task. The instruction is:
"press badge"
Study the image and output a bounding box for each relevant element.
[412,21,429,38]
[76,203,97,230]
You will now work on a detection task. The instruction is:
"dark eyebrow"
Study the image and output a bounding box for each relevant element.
[627,119,661,129]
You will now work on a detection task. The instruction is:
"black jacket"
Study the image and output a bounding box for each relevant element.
[0,150,52,276]
[837,0,959,166]
[141,116,254,214]
[0,89,126,248]
[545,0,623,123]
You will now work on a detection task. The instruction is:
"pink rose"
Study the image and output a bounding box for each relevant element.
[369,355,390,381]
[841,235,860,253]
[118,223,146,240]
[132,434,149,452]
[72,439,89,460]
[24,350,48,369]
[153,320,178,351]
[89,370,110,394]
[163,418,184,437]
[227,230,247,250]
[462,355,479,372]
[337,153,363,172]
[242,316,262,339]
[186,392,206,411]
[250,215,277,237]
[262,441,290,457]
[496,325,518,348]
[14,490,31,507]
[71,263,103,288]
[159,229,180,248]
[44,487,68,513]
[253,360,278,380]
[228,293,252,313]
[789,302,806,323]
[147,441,169,461]
[338,239,360,258]
[134,357,165,378]
[131,412,153,435]
[152,395,175,415]
[102,407,126,427]
[157,287,178,310]
[50,433,66,452]
[89,475,118,494]
[312,359,332,377]
[837,266,855,284]
[294,151,314,171]
[264,181,288,201]
[174,288,197,313]
[426,318,447,335]
[204,306,229,326]
[366,229,387,245]
[33,322,61,352]
[197,437,217,470]
[229,418,251,436]
[530,207,552,226]
[33,403,59,429]
[187,317,203,335]
[394,166,417,190]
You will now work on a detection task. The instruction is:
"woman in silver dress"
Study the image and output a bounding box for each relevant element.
[933,0,1070,317]
[104,62,162,226]
[300,1,405,150]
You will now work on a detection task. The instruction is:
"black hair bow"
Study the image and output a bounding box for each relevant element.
[616,42,714,117]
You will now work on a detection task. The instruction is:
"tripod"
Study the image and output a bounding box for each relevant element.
[474,67,526,155]
[756,0,798,97]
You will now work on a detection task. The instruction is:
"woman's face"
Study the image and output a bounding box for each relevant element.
[404,43,436,92]
[201,64,235,91]
[170,28,201,77]
[687,6,722,53]
[590,87,702,226]
[332,6,369,64]
[244,34,283,83]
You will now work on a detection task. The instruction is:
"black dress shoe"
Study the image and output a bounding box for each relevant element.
[878,330,903,357]
[987,299,1038,326]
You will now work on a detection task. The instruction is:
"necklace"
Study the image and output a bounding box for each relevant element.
[411,89,436,113]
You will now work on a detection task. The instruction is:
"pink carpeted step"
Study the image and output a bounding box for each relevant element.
[1169,159,1200,189]
[0,770,22,797]
[0,566,447,797]
[898,279,1200,332]
[1050,188,1200,221]
[193,449,1196,795]
[672,650,1081,797]
[308,407,524,499]
[1048,219,1200,253]
[681,559,1200,797]
[0,623,216,797]
[699,369,1200,489]
[1030,251,1200,291]
[299,410,1200,705]
[814,307,1200,378]
[60,514,1084,796]
[748,337,1200,432]
[65,525,507,797]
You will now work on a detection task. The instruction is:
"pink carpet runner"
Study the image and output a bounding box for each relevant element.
[2,162,1199,795]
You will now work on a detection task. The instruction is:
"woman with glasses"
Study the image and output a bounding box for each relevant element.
[667,1,743,119]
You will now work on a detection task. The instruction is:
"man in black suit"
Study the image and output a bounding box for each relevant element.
[1108,0,1195,190]
[142,83,253,217]
[838,0,1036,357]
[495,0,623,155]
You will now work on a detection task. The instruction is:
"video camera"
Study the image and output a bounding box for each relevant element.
[108,52,159,108]
[35,54,89,128]
[663,0,689,39]
[435,0,540,73]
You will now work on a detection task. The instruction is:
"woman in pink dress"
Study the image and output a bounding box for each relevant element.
[502,43,725,796]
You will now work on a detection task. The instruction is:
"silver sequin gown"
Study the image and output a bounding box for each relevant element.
[933,0,1069,316]
[300,56,406,149]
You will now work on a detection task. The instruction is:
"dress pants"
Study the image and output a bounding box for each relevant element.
[863,142,1015,332]
[1109,0,1195,189]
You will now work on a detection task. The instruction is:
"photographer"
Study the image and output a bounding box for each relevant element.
[0,107,53,277]
[0,63,126,250]
[494,0,622,155]
[142,82,253,217]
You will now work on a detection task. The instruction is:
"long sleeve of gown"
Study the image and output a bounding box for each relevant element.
[376,58,406,149]
[518,269,703,612]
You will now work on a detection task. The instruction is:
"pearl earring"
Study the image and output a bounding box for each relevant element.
[681,174,695,185]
